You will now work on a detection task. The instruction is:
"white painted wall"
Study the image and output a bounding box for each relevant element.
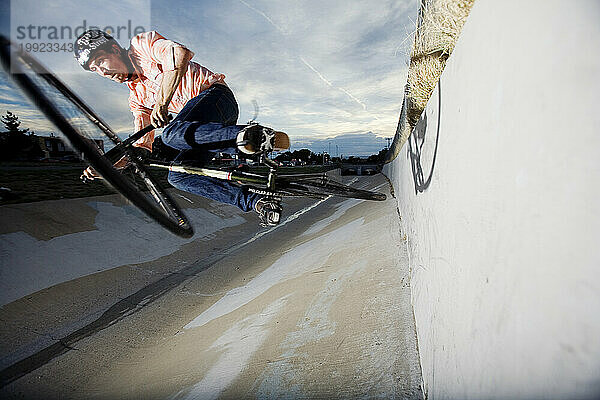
[383,1,600,398]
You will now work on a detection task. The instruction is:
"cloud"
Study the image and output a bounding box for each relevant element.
[0,69,133,138]
[0,0,419,155]
[292,131,389,157]
[199,0,416,141]
[0,73,55,134]
[238,0,288,35]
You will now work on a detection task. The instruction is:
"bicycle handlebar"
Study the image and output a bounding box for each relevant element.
[81,115,172,183]
[103,121,161,161]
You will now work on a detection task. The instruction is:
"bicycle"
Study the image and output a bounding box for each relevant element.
[0,36,385,238]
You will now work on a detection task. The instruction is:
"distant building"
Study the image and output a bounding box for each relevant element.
[32,134,104,160]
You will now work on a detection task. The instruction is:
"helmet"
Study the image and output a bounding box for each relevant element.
[74,30,120,70]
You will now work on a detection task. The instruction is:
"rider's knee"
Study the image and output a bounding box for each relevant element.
[161,125,176,147]
[167,171,186,187]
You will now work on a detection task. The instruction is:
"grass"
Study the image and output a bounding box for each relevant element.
[0,162,117,204]
[385,0,475,163]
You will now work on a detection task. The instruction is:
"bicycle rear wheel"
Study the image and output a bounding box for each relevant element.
[277,175,387,201]
[0,36,193,238]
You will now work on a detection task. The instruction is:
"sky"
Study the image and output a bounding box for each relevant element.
[0,0,418,156]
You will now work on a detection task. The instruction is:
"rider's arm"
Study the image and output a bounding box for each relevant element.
[129,32,195,128]
[150,46,193,128]
[130,100,154,151]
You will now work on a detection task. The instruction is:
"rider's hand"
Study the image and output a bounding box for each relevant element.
[150,103,170,128]
[81,155,130,182]
[81,166,101,181]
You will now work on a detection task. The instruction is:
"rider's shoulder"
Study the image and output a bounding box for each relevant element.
[129,31,169,49]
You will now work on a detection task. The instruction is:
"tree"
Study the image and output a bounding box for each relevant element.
[0,111,42,160]
[274,151,292,162]
[367,148,388,164]
[292,149,312,162]
[1,111,30,135]
[275,148,319,164]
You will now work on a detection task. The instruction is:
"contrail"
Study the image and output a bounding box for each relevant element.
[239,0,376,117]
[339,87,369,112]
[238,0,287,35]
[300,57,370,112]
[299,56,333,87]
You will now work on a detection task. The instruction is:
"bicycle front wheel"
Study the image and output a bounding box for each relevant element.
[0,36,194,238]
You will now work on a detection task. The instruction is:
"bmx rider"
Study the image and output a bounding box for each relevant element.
[74,29,289,226]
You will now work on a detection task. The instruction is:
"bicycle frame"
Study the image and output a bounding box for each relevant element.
[152,162,271,186]
[106,126,385,202]
[149,152,297,192]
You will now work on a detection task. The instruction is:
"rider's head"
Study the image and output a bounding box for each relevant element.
[74,30,131,83]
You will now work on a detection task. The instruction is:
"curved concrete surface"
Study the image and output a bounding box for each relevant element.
[384,1,600,398]
[0,175,423,399]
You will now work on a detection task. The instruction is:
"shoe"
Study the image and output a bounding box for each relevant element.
[237,124,290,155]
[254,197,283,227]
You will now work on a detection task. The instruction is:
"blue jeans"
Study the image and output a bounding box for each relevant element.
[161,84,259,212]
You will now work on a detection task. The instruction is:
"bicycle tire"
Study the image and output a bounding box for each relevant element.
[0,36,194,238]
[278,176,387,201]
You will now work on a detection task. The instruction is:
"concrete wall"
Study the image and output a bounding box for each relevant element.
[383,1,600,398]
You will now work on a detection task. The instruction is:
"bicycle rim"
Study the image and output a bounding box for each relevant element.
[0,37,194,238]
[279,177,387,201]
